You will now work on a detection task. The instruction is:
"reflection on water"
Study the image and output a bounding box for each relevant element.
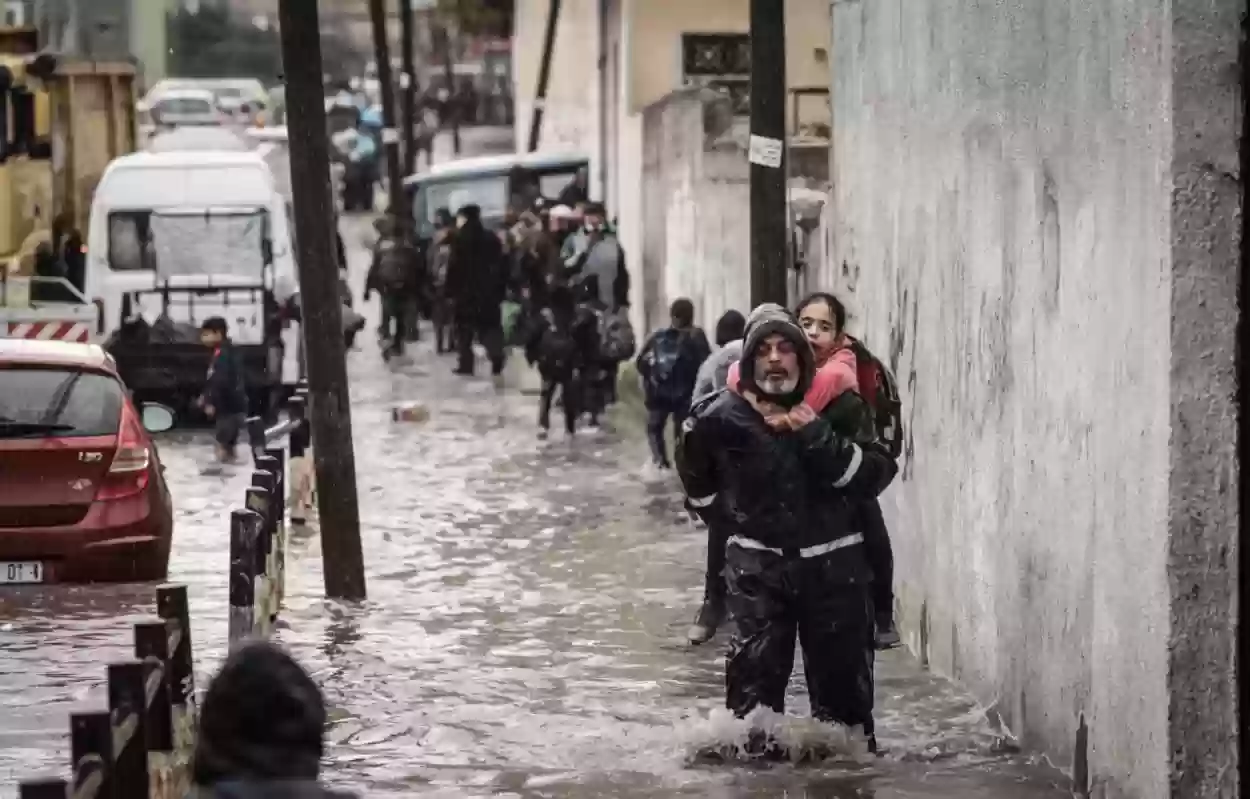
[0,219,1072,798]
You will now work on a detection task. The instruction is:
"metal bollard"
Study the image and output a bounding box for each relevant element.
[69,711,113,799]
[243,487,272,636]
[155,584,196,758]
[245,415,266,464]
[228,509,262,645]
[134,619,178,799]
[17,779,67,798]
[251,468,278,623]
[106,661,149,798]
[287,395,311,525]
[264,446,288,608]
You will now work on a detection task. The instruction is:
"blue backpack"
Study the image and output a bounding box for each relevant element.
[646,328,692,403]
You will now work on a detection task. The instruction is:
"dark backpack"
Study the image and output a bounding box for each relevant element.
[598,308,636,361]
[538,309,578,375]
[646,328,694,403]
[375,240,407,289]
[847,337,904,459]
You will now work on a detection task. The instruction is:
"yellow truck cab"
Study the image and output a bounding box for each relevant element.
[0,28,136,344]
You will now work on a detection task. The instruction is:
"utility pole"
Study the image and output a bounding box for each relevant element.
[399,0,418,176]
[437,20,461,156]
[368,0,406,217]
[528,0,562,152]
[277,0,367,601]
[747,0,788,307]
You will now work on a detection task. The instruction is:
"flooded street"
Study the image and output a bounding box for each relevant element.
[0,217,1072,798]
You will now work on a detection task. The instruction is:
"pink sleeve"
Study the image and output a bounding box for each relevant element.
[726,360,742,394]
[803,350,859,412]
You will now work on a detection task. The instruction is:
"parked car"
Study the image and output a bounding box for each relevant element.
[0,340,177,584]
[148,88,227,128]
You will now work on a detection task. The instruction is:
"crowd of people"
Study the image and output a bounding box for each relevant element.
[363,185,636,438]
[351,184,909,756]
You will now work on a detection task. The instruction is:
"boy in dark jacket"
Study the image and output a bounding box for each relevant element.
[525,285,598,438]
[635,298,710,469]
[199,317,248,464]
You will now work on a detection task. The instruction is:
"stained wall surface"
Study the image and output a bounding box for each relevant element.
[826,1,1240,796]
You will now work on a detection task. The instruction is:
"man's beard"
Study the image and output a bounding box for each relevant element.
[758,373,798,395]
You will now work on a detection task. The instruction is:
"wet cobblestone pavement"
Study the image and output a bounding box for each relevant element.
[0,217,1074,797]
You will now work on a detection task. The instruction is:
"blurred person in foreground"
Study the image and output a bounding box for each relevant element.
[189,639,355,798]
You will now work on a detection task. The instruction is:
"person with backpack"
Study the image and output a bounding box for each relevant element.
[635,298,711,470]
[524,285,599,438]
[724,292,903,648]
[364,214,416,360]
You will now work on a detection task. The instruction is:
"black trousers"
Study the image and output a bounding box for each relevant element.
[645,406,687,467]
[538,372,578,433]
[858,499,895,623]
[455,320,505,375]
[724,543,875,734]
[380,291,406,356]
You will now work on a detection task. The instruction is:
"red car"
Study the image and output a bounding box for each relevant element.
[0,339,176,584]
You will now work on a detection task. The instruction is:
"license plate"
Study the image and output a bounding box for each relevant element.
[0,562,45,585]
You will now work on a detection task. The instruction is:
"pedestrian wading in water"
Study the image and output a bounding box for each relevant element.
[686,307,747,645]
[190,640,356,798]
[725,292,901,649]
[635,297,710,470]
[525,284,600,438]
[678,303,898,754]
[198,317,248,465]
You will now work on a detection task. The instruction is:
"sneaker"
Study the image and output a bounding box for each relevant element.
[875,615,901,650]
[687,594,726,645]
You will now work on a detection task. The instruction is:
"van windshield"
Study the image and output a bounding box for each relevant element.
[109,210,269,278]
[422,176,508,224]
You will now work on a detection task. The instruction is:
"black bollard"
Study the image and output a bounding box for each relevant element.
[106,661,149,797]
[155,585,194,712]
[246,415,266,464]
[133,620,175,754]
[69,711,113,799]
[18,779,68,799]
[228,509,262,645]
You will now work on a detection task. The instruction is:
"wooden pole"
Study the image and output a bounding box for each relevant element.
[399,0,418,177]
[368,0,407,217]
[277,0,367,600]
[748,0,789,307]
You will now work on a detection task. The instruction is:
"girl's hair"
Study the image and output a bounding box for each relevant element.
[795,292,847,334]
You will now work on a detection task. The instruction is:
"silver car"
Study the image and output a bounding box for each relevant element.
[148,89,225,128]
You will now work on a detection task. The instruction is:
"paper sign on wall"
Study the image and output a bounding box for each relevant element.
[748,134,784,168]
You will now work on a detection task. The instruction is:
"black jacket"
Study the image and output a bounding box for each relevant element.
[678,390,896,560]
[204,341,247,416]
[446,222,507,324]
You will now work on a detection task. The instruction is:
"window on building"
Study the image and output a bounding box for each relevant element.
[681,33,751,117]
[3,1,25,26]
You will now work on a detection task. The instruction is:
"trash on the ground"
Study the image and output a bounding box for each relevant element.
[392,403,430,423]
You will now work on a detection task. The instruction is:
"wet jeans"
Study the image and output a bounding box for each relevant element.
[724,543,875,736]
[859,498,895,623]
[380,292,406,357]
[645,406,687,468]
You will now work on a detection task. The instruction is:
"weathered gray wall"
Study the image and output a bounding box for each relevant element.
[826,1,1240,797]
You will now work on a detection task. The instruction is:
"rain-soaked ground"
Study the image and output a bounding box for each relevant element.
[0,214,1074,798]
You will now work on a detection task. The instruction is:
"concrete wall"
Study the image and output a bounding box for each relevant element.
[638,88,750,335]
[826,1,1240,797]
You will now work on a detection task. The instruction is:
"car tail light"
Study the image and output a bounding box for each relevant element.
[94,404,151,501]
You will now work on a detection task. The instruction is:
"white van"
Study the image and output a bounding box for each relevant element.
[85,150,301,393]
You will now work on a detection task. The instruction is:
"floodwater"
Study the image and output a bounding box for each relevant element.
[0,217,1073,798]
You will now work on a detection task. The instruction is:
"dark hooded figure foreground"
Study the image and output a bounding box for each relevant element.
[677,304,897,752]
[189,640,356,798]
[446,203,508,376]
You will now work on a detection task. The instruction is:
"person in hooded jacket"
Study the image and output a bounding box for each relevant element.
[446,204,508,376]
[677,303,897,752]
[685,307,747,645]
[189,639,355,798]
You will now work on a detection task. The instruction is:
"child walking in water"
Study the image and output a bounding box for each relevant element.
[726,293,900,649]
